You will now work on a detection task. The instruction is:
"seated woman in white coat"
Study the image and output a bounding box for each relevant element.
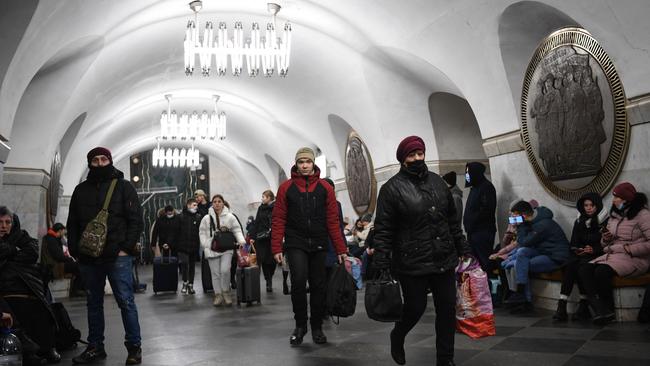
[199,194,246,306]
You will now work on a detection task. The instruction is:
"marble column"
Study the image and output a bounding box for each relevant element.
[0,167,50,239]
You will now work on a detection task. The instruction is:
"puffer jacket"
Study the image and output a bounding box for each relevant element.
[150,214,180,250]
[67,166,143,263]
[516,206,570,264]
[249,201,274,240]
[569,192,607,260]
[591,208,650,277]
[199,206,246,258]
[176,208,202,254]
[0,228,47,302]
[373,165,470,276]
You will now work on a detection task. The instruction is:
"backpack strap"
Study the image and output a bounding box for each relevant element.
[102,179,118,211]
[209,215,216,236]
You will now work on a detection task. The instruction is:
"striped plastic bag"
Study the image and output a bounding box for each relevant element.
[455,257,496,339]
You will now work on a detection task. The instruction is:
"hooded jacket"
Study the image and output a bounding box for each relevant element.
[199,206,246,259]
[176,208,202,254]
[67,166,143,263]
[249,201,274,241]
[373,165,470,276]
[516,206,570,264]
[271,165,347,255]
[151,214,180,250]
[570,192,607,259]
[463,162,496,234]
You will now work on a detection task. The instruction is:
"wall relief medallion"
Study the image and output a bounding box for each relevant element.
[521,27,629,203]
[345,131,377,216]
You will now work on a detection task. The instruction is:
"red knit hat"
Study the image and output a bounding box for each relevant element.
[612,182,636,202]
[86,147,113,166]
[396,136,425,163]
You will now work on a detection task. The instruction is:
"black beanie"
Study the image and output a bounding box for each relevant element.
[442,171,457,186]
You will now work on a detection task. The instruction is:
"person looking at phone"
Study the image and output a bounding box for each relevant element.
[506,201,570,313]
[553,193,607,322]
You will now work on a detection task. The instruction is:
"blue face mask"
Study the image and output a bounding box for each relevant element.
[616,202,625,210]
[465,172,471,183]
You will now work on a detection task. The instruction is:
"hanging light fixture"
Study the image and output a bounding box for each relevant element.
[160,94,226,140]
[184,1,291,77]
[152,139,201,169]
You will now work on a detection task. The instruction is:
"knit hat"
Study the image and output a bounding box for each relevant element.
[295,147,315,163]
[442,171,456,186]
[194,189,206,198]
[86,147,112,166]
[613,182,636,202]
[396,136,425,163]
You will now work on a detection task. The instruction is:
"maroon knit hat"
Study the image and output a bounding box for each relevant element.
[86,147,113,166]
[612,182,636,202]
[396,136,425,163]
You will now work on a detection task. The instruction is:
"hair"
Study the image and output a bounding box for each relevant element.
[262,189,275,201]
[0,206,14,221]
[164,205,174,212]
[625,192,649,220]
[511,200,534,216]
[52,223,65,232]
[186,198,196,206]
[157,208,166,217]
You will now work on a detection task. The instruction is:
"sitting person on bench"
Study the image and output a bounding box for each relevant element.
[553,192,607,321]
[579,182,650,325]
[507,201,570,313]
[41,223,79,284]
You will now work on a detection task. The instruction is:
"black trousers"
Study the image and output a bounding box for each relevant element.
[4,296,56,351]
[286,248,327,329]
[560,258,590,296]
[178,252,198,284]
[255,239,277,283]
[579,263,616,310]
[467,231,496,272]
[394,270,456,363]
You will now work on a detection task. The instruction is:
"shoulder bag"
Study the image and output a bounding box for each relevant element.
[210,214,237,252]
[79,179,118,257]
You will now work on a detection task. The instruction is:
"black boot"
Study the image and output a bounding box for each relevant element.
[553,299,568,321]
[266,279,273,293]
[506,284,528,304]
[40,348,61,364]
[572,299,592,321]
[311,327,328,344]
[390,329,406,365]
[590,297,615,325]
[282,271,290,295]
[125,343,142,365]
[289,327,308,345]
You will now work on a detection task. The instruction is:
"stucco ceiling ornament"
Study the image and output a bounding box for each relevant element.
[184,1,291,77]
[345,131,377,216]
[520,27,629,204]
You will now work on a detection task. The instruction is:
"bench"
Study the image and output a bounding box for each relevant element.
[530,270,650,321]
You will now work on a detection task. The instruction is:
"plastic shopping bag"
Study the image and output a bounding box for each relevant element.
[455,257,496,339]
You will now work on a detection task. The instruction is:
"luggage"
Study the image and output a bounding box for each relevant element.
[201,255,214,293]
[153,252,178,294]
[236,266,261,305]
[51,302,83,351]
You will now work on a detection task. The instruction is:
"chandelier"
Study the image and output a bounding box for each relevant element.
[152,142,201,169]
[160,94,226,140]
[184,1,291,77]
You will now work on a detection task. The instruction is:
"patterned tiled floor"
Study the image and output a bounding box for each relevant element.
[58,265,650,365]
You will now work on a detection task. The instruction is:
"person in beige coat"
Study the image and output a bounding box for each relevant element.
[579,182,650,325]
[199,194,246,306]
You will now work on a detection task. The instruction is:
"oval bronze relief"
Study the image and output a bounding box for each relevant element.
[345,131,377,216]
[520,27,629,203]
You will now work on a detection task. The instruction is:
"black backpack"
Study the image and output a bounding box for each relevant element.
[51,302,83,350]
[326,264,357,320]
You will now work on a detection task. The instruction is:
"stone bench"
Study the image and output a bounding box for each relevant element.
[530,270,650,321]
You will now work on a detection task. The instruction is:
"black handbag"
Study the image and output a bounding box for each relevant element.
[209,215,237,252]
[364,270,403,322]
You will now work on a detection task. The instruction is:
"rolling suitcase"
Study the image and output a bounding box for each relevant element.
[201,255,214,293]
[153,252,178,294]
[236,266,261,305]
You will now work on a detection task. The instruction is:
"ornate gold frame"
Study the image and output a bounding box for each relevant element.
[520,27,629,203]
[344,131,378,216]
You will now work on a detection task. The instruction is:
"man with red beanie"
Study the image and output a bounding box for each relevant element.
[271,147,348,346]
[373,136,470,366]
[67,147,144,364]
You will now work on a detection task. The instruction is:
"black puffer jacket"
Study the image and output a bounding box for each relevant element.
[176,208,202,254]
[0,228,46,300]
[67,167,143,264]
[250,202,274,240]
[151,215,180,249]
[373,166,470,276]
[463,162,497,234]
[570,192,607,260]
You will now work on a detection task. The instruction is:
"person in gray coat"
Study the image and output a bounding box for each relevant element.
[442,172,463,226]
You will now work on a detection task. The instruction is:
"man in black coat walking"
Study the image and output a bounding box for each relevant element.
[463,161,497,272]
[176,199,202,294]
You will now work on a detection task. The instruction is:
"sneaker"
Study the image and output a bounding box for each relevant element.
[72,345,107,364]
[223,291,233,306]
[312,327,327,344]
[125,345,142,365]
[181,282,188,295]
[187,283,196,295]
[213,293,224,306]
[289,327,308,346]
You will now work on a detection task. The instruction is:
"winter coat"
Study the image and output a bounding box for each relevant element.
[249,201,274,241]
[67,167,143,264]
[151,215,180,250]
[591,208,650,277]
[42,230,75,265]
[271,165,347,255]
[449,185,464,226]
[199,206,246,258]
[570,192,607,261]
[0,229,47,301]
[197,202,211,218]
[326,201,347,268]
[515,206,570,264]
[373,165,470,276]
[463,162,496,234]
[176,209,202,254]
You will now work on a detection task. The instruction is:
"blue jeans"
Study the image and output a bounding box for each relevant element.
[80,255,141,347]
[514,247,559,301]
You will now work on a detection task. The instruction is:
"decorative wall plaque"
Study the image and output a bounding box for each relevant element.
[521,27,629,203]
[345,131,377,216]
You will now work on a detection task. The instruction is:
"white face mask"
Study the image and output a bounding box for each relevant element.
[465,172,471,183]
[188,208,197,214]
[166,214,174,218]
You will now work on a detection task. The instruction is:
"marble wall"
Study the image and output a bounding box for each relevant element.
[0,167,49,239]
[208,158,257,225]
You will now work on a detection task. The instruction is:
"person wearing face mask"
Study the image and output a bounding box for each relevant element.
[150,205,180,258]
[66,147,144,365]
[579,182,650,325]
[463,161,497,272]
[176,199,202,295]
[249,190,277,292]
[372,136,470,366]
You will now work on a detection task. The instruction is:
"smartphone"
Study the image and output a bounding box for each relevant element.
[508,216,524,224]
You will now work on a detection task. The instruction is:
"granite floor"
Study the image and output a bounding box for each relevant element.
[57,264,650,366]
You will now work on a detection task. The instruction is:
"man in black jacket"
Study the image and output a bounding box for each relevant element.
[150,205,180,257]
[176,199,202,295]
[41,222,79,284]
[463,161,497,272]
[67,147,144,365]
[373,136,470,366]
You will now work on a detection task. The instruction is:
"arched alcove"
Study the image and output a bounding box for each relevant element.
[58,112,86,165]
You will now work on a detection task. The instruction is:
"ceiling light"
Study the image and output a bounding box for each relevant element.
[160,94,226,140]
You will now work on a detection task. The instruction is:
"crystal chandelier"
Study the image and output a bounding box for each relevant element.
[184,2,291,77]
[160,94,226,140]
[152,142,201,169]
